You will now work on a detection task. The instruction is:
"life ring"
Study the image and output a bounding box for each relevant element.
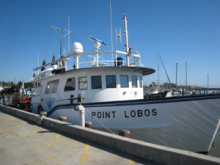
[37,104,44,114]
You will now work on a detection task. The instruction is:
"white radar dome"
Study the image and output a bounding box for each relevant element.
[71,42,83,54]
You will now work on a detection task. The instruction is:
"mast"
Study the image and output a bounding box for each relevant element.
[38,53,39,75]
[123,13,130,66]
[123,14,129,53]
[207,74,209,93]
[176,63,178,88]
[157,51,160,87]
[185,62,187,87]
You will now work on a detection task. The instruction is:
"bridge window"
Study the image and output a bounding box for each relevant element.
[106,75,116,88]
[91,76,102,89]
[139,76,142,88]
[120,75,129,88]
[64,77,75,91]
[79,77,87,90]
[132,75,137,88]
[45,79,59,94]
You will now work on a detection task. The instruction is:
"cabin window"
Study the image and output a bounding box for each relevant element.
[132,75,137,88]
[45,79,59,94]
[34,83,43,95]
[79,77,87,90]
[139,76,142,88]
[106,75,116,88]
[64,77,75,91]
[91,76,102,89]
[120,75,129,88]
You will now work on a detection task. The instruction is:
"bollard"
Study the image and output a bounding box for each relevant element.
[40,111,47,117]
[58,116,67,122]
[119,129,130,138]
[85,121,92,128]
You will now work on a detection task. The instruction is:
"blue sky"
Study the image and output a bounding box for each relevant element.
[0,0,220,87]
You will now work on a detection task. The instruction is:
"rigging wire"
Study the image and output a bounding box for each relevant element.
[40,28,52,62]
[158,53,173,89]
[71,32,78,43]
[44,29,52,60]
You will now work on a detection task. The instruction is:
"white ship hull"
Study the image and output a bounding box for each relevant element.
[32,94,220,153]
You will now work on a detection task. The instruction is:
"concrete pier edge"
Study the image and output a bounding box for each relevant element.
[1,104,220,165]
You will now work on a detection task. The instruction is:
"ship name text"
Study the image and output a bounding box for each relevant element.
[91,109,157,119]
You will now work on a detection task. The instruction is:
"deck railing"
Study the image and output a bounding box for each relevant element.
[31,50,141,81]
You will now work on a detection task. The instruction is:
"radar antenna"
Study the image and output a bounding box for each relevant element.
[87,36,107,67]
[87,36,107,47]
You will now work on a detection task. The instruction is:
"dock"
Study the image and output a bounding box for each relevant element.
[1,105,220,165]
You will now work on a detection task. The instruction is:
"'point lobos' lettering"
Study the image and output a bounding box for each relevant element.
[92,111,116,118]
[91,109,157,119]
[124,109,157,118]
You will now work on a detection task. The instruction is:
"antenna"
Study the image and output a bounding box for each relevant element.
[68,16,70,54]
[116,28,122,50]
[50,26,72,56]
[110,0,113,62]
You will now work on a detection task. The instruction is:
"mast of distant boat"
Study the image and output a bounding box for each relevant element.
[38,53,39,75]
[207,74,209,93]
[185,62,187,87]
[157,51,160,89]
[176,63,178,88]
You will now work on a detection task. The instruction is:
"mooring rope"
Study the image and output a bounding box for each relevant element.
[31,96,116,135]
[78,102,116,135]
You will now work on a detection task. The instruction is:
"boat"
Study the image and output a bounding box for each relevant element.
[2,83,31,110]
[30,14,220,154]
[144,82,170,98]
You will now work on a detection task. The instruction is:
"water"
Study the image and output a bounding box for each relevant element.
[209,127,220,158]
